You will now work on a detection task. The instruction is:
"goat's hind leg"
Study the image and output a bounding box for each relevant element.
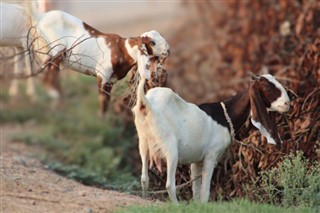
[138,138,149,197]
[9,48,23,98]
[165,143,178,203]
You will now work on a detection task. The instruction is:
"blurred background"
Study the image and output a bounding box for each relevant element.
[1,0,319,203]
[51,0,185,36]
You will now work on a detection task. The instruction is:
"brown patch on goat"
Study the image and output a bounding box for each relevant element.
[83,22,103,37]
[128,36,154,56]
[141,36,154,56]
[110,36,136,80]
[84,22,136,81]
[257,76,281,108]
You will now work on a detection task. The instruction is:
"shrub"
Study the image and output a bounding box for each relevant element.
[256,151,320,208]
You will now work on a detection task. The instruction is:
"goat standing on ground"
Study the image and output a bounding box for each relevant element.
[35,10,170,115]
[132,73,290,202]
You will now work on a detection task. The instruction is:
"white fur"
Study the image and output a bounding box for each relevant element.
[251,119,278,145]
[0,3,32,47]
[133,78,231,203]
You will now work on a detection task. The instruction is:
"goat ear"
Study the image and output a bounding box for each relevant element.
[137,44,151,80]
[249,82,282,145]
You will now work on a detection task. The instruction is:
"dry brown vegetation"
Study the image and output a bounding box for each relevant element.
[117,0,319,201]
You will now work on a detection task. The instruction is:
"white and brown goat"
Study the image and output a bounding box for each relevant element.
[132,73,290,202]
[35,10,170,115]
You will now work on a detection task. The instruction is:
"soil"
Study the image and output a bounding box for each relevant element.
[0,125,152,213]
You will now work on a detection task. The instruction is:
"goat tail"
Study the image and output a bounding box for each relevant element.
[136,77,150,114]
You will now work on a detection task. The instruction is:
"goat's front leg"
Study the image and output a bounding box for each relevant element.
[200,156,217,202]
[97,76,113,117]
[191,162,202,201]
[43,57,62,100]
[166,145,178,203]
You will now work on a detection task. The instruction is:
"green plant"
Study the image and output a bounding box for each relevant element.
[256,151,320,208]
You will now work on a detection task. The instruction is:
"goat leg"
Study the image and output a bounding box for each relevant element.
[97,76,113,117]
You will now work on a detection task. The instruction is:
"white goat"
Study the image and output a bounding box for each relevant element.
[132,73,290,202]
[35,10,170,115]
[1,3,36,99]
[2,1,52,100]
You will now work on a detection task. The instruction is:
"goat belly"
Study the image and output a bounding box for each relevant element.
[177,147,205,164]
[65,38,112,76]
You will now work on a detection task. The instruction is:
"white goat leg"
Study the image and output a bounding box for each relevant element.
[200,157,217,202]
[8,48,23,97]
[139,139,150,197]
[24,48,36,99]
[191,162,202,201]
[165,144,178,203]
[8,47,36,100]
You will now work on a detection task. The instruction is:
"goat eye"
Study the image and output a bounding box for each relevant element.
[149,41,156,46]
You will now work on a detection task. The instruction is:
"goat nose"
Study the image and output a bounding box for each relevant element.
[167,50,170,56]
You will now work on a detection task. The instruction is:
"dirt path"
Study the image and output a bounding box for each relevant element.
[0,125,152,213]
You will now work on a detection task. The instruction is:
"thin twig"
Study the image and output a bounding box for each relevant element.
[302,87,319,111]
[149,173,201,195]
[2,193,60,203]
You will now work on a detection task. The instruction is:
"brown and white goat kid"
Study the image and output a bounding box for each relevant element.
[35,10,170,115]
[132,74,290,203]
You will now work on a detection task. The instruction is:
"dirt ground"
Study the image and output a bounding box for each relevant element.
[0,125,153,213]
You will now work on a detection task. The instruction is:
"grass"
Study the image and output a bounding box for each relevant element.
[115,199,318,213]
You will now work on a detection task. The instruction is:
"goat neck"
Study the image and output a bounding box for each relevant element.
[198,90,250,136]
[223,90,251,133]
